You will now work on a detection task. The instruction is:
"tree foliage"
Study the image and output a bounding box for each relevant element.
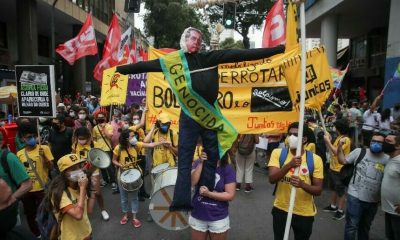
[143,0,210,49]
[206,0,273,49]
[219,37,244,49]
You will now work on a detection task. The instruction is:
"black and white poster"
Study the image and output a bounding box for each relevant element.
[15,65,56,117]
[250,87,293,112]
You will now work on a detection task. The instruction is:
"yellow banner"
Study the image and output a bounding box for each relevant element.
[283,46,334,111]
[100,67,129,106]
[146,47,300,134]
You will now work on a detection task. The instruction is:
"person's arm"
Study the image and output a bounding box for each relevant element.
[370,94,383,112]
[40,146,54,169]
[206,45,285,66]
[8,179,32,206]
[142,141,164,148]
[268,156,301,184]
[290,176,323,196]
[116,59,162,75]
[143,125,156,143]
[254,134,260,144]
[65,176,88,220]
[337,141,348,165]
[136,108,147,130]
[199,182,236,201]
[112,150,123,169]
[191,159,205,187]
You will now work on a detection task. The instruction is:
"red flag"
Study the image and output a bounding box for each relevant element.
[93,14,121,81]
[56,14,98,65]
[128,39,137,64]
[262,0,286,48]
[139,47,148,61]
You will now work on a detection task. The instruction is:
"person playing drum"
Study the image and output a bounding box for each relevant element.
[112,129,168,228]
[71,126,110,221]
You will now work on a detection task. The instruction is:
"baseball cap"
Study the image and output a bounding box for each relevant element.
[57,154,85,173]
[158,113,171,124]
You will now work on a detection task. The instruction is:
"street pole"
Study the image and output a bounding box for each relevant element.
[51,0,58,64]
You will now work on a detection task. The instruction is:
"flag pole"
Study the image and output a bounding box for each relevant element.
[381,77,393,95]
[283,1,307,240]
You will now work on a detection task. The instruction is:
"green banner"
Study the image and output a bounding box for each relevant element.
[159,50,238,158]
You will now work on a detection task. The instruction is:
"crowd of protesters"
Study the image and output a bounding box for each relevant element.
[0,90,400,240]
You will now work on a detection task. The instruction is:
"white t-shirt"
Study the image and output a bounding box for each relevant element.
[362,110,380,131]
[378,115,393,130]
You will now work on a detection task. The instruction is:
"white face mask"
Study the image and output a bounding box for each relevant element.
[78,114,86,120]
[133,120,140,125]
[129,136,138,145]
[69,112,75,117]
[78,139,88,145]
[288,135,299,149]
[122,124,129,130]
[67,169,86,182]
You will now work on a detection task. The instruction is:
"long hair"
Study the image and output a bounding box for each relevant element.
[119,129,132,151]
[44,173,68,213]
[73,126,92,146]
[381,108,391,123]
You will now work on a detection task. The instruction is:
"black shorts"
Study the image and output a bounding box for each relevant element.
[329,169,346,197]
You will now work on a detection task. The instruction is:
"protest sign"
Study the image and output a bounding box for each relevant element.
[15,65,56,117]
[126,73,147,106]
[100,66,129,106]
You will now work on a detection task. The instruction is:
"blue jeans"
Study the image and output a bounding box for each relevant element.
[344,194,378,240]
[170,112,219,211]
[119,183,139,214]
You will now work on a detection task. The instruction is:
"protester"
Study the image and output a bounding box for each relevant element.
[92,109,117,193]
[391,102,400,120]
[323,119,351,220]
[15,117,31,151]
[48,114,73,172]
[380,133,400,240]
[362,95,381,146]
[17,123,54,237]
[190,152,236,240]
[112,129,166,228]
[46,154,95,240]
[71,126,110,221]
[379,108,393,130]
[73,107,93,131]
[337,133,389,240]
[268,122,323,240]
[0,130,33,238]
[349,102,363,148]
[116,27,285,211]
[235,134,259,192]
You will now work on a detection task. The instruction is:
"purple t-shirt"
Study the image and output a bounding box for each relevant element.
[190,161,236,221]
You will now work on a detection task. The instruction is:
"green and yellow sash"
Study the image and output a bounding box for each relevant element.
[159,50,238,158]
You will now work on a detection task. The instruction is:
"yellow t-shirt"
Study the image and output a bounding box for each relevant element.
[329,135,351,172]
[305,143,316,154]
[193,145,204,161]
[152,130,178,167]
[268,148,324,217]
[55,187,91,240]
[92,124,113,151]
[17,145,53,192]
[113,143,144,170]
[128,126,146,155]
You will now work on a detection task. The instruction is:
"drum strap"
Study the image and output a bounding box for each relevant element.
[125,148,142,173]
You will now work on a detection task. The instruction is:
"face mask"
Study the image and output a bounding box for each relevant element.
[52,124,61,131]
[69,112,75,117]
[288,135,298,149]
[133,120,140,125]
[332,127,336,132]
[78,139,88,145]
[67,169,86,182]
[369,141,383,153]
[78,114,86,120]
[26,137,37,147]
[97,118,106,124]
[382,141,396,154]
[160,124,169,134]
[129,136,138,145]
[122,124,129,130]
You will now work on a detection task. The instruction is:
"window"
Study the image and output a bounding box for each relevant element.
[0,22,7,48]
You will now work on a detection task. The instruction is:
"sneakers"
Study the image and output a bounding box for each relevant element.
[111,182,117,190]
[132,218,142,228]
[100,179,107,187]
[244,184,254,193]
[236,183,241,191]
[101,210,110,221]
[333,210,345,220]
[323,205,338,212]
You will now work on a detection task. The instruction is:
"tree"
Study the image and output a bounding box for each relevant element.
[206,0,273,49]
[219,37,244,49]
[143,0,210,49]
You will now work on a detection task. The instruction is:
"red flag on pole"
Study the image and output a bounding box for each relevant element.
[262,0,286,48]
[128,38,137,64]
[56,14,98,65]
[93,14,121,81]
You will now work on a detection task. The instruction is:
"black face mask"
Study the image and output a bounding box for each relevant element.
[97,118,106,124]
[382,141,396,154]
[52,124,61,131]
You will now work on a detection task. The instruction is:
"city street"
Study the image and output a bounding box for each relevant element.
[87,166,386,240]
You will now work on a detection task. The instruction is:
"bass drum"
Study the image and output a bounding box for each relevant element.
[149,168,188,231]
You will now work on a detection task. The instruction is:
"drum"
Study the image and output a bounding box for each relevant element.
[149,168,188,231]
[120,169,143,192]
[151,163,170,182]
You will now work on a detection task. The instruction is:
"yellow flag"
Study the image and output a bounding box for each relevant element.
[285,1,299,50]
[100,66,129,106]
[283,46,334,111]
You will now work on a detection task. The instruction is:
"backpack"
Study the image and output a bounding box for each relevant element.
[36,188,72,240]
[273,148,314,195]
[237,135,256,156]
[0,150,19,234]
[339,148,367,186]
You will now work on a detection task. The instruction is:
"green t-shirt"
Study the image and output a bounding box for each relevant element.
[0,150,30,192]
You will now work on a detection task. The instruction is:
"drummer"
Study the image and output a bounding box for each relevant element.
[71,126,110,221]
[112,129,167,228]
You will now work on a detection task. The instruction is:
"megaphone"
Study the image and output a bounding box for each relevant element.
[88,148,111,170]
